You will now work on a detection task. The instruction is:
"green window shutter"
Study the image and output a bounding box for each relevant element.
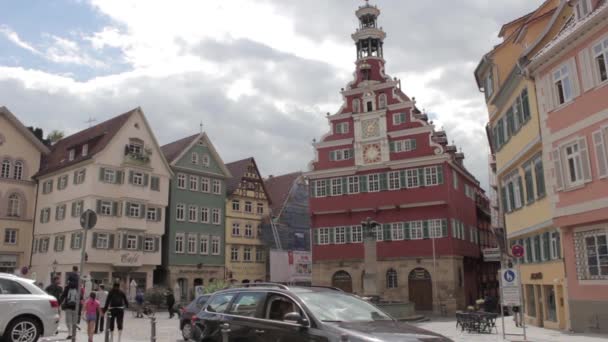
[125,202,131,217]
[70,233,75,249]
[154,237,160,252]
[423,221,430,239]
[500,187,508,213]
[112,202,119,216]
[128,171,134,184]
[96,200,101,214]
[418,168,425,186]
[143,174,149,186]
[116,170,124,184]
[53,236,58,251]
[411,139,417,150]
[122,234,128,250]
[383,224,391,241]
[535,160,546,197]
[359,175,368,192]
[140,205,146,218]
[156,208,162,222]
[55,206,60,220]
[345,226,352,243]
[109,234,115,249]
[151,176,160,191]
[389,141,395,153]
[518,176,525,207]
[379,173,388,191]
[92,233,98,249]
[313,229,319,245]
[99,167,105,182]
[506,108,515,137]
[310,182,317,198]
[399,171,406,188]
[542,232,550,261]
[342,177,348,194]
[73,171,78,184]
[138,235,144,250]
[437,165,444,184]
[329,228,335,244]
[404,222,411,240]
[556,232,561,258]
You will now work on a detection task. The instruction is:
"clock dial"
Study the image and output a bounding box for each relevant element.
[361,119,379,139]
[363,144,382,164]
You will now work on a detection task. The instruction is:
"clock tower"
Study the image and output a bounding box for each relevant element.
[306,2,497,313]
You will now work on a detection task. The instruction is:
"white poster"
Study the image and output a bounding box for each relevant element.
[500,268,522,306]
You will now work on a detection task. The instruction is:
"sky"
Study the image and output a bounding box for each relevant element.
[0,0,542,190]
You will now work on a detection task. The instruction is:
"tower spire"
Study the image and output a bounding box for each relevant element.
[352,1,386,61]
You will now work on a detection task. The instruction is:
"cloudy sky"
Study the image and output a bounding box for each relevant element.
[0,0,541,190]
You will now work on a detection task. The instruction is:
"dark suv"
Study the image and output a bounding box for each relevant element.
[191,283,452,342]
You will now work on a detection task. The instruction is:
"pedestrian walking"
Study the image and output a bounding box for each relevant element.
[512,306,522,327]
[103,282,129,342]
[83,292,100,342]
[59,279,80,340]
[166,289,176,319]
[135,288,144,318]
[45,276,63,301]
[95,284,108,334]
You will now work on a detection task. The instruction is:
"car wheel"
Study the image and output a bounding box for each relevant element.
[5,317,40,342]
[181,322,192,341]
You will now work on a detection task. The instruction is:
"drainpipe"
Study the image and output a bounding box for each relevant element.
[29,178,41,270]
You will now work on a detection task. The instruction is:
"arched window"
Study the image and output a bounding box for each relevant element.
[1,160,10,178]
[352,99,360,114]
[8,193,21,217]
[13,161,23,180]
[378,94,387,109]
[386,268,398,289]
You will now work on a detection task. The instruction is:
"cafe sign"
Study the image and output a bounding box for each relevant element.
[115,253,142,267]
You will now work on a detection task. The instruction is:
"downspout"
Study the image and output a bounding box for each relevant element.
[29,178,40,270]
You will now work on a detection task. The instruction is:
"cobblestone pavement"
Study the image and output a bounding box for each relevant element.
[40,310,608,342]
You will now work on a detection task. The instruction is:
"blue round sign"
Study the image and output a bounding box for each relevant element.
[504,270,516,283]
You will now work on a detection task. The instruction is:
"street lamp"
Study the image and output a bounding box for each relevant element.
[51,260,58,280]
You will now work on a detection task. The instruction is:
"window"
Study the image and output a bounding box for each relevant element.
[330,149,353,161]
[56,205,66,221]
[126,235,137,250]
[13,161,23,180]
[575,0,592,20]
[202,154,210,167]
[75,169,86,184]
[188,205,198,222]
[231,247,239,261]
[39,238,49,253]
[391,223,404,240]
[188,235,197,254]
[256,203,264,215]
[429,219,443,238]
[425,166,439,186]
[7,194,20,217]
[212,179,221,194]
[232,223,241,236]
[72,201,83,217]
[177,174,186,189]
[335,227,346,244]
[1,160,10,178]
[132,172,144,186]
[453,174,458,189]
[212,209,221,225]
[485,71,494,100]
[243,247,252,261]
[378,93,387,109]
[189,176,198,191]
[585,233,608,277]
[245,224,253,238]
[391,139,416,153]
[368,174,380,192]
[386,269,398,289]
[102,168,117,184]
[352,99,360,113]
[128,203,141,218]
[565,142,584,185]
[315,180,327,197]
[335,122,349,134]
[200,235,209,255]
[392,113,406,125]
[347,176,360,194]
[553,64,573,105]
[406,169,419,188]
[549,232,560,260]
[351,226,363,243]
[534,156,546,197]
[81,144,88,156]
[524,163,535,204]
[176,204,185,221]
[128,141,143,155]
[206,293,234,313]
[211,237,220,255]
[502,173,523,212]
[100,201,112,216]
[256,248,264,261]
[366,101,373,112]
[410,221,423,240]
[319,228,330,245]
[373,225,383,241]
[593,38,608,82]
[464,184,475,199]
[4,229,17,245]
[55,235,65,251]
[40,208,50,223]
[146,207,157,221]
[68,149,75,161]
[191,152,199,165]
[201,208,209,223]
[72,233,82,249]
[232,200,240,212]
[200,177,210,192]
[175,234,184,253]
[388,171,400,190]
[244,201,253,213]
[42,180,53,194]
[144,237,154,252]
[331,178,342,196]
[56,175,67,190]
[96,233,109,249]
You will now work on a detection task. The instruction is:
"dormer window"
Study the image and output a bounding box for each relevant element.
[202,154,210,167]
[191,152,199,165]
[378,93,387,109]
[68,149,75,161]
[575,0,592,20]
[82,144,88,157]
[485,71,494,100]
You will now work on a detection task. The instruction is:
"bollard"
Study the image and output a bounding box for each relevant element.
[220,323,230,342]
[150,316,157,342]
[104,311,112,342]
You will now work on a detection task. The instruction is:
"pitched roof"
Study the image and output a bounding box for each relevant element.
[36,108,137,177]
[0,106,50,154]
[225,157,272,204]
[264,172,302,215]
[161,134,199,164]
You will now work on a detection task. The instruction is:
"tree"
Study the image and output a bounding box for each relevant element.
[47,130,64,144]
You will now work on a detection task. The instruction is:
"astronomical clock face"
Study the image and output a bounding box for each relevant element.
[361,119,380,139]
[363,143,382,164]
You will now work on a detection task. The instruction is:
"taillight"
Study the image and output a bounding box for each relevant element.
[50,299,59,308]
[191,316,199,323]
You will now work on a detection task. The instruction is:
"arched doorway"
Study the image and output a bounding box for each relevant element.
[332,270,353,293]
[408,268,433,311]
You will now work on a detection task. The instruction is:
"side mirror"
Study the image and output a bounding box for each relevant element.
[283,312,309,326]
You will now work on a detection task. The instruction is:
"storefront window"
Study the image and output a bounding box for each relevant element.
[0,255,17,274]
[545,285,557,322]
[526,284,536,317]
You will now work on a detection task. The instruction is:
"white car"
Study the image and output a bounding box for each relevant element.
[0,273,60,342]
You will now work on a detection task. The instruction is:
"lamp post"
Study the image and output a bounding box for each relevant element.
[51,260,58,280]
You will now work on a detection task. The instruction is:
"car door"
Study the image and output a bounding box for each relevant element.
[258,294,328,342]
[0,278,34,334]
[198,292,237,341]
[222,292,267,342]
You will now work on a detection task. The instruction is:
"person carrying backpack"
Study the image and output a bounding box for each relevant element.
[59,279,80,340]
[103,282,129,342]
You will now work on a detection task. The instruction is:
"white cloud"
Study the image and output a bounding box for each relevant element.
[44,35,107,68]
[0,25,40,54]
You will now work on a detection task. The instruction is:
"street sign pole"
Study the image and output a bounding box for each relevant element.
[519,262,527,341]
[72,210,97,342]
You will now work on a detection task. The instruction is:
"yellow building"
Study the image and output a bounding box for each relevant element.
[0,107,49,275]
[474,0,571,330]
[224,157,270,283]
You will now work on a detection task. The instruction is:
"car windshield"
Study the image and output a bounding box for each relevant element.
[298,291,391,322]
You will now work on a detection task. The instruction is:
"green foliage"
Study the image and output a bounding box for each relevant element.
[204,280,228,294]
[144,287,166,306]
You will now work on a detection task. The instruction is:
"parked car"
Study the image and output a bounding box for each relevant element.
[0,273,60,342]
[180,295,211,340]
[191,283,452,342]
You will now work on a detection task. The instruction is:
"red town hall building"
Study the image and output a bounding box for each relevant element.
[306,3,497,312]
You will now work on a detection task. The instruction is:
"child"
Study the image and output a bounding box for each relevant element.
[84,292,100,342]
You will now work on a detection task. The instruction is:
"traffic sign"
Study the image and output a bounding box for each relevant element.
[500,268,522,306]
[512,244,524,258]
[80,209,97,230]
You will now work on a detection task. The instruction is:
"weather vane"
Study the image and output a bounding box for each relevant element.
[85,116,96,128]
[200,121,203,133]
